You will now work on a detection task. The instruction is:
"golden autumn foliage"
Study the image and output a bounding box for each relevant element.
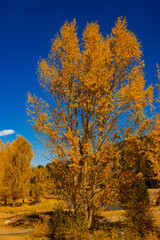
[0,142,13,204]
[0,136,33,206]
[0,140,6,201]
[148,115,160,181]
[10,136,34,205]
[27,18,155,228]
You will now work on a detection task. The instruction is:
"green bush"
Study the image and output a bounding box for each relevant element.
[124,180,156,238]
[28,206,89,240]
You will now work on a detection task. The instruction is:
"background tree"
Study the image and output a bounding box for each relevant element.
[0,142,13,205]
[0,136,33,206]
[0,140,5,189]
[27,18,154,228]
[30,165,54,203]
[0,140,8,204]
[9,136,33,206]
[117,73,160,236]
[46,163,57,195]
[117,136,158,237]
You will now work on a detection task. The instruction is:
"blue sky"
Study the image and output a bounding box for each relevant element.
[0,0,160,166]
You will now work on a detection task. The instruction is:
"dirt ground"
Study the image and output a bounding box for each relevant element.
[0,213,32,240]
[0,228,32,240]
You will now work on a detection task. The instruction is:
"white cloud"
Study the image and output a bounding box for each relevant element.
[0,129,15,137]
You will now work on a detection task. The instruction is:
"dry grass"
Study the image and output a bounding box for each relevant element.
[100,210,125,223]
[0,198,63,214]
[0,235,26,240]
[151,205,160,227]
[148,189,160,205]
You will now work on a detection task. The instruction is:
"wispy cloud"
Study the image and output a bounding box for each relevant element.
[0,129,15,137]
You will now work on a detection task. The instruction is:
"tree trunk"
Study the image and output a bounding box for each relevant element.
[87,209,93,229]
[4,196,7,205]
[84,206,93,229]
[12,198,16,207]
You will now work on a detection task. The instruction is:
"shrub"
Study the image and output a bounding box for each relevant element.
[124,180,156,238]
[28,206,89,240]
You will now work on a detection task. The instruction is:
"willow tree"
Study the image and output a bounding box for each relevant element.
[27,18,154,228]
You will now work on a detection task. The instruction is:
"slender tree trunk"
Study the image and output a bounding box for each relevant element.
[68,205,72,216]
[4,196,7,205]
[84,204,93,229]
[84,159,89,223]
[87,208,93,229]
[12,198,16,207]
